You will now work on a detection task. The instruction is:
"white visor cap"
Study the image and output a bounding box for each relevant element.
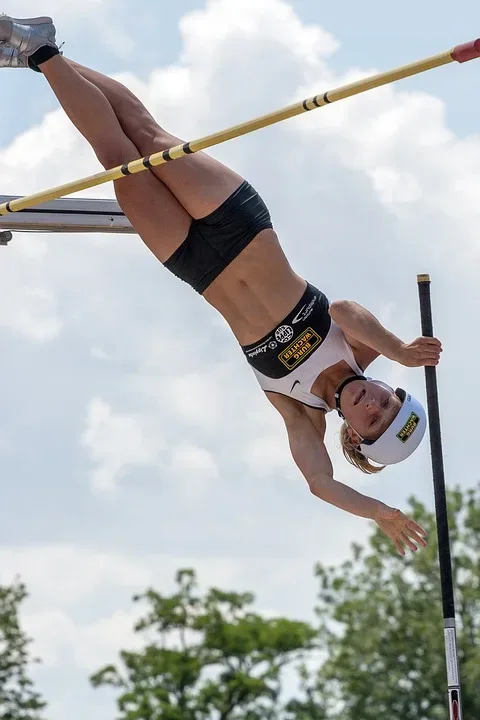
[359,382,427,465]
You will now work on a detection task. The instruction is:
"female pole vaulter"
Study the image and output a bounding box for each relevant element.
[0,15,443,555]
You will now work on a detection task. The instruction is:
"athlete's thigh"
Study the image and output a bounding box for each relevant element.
[114,170,192,263]
[145,129,245,220]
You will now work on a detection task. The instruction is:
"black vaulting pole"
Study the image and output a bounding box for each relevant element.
[417,274,462,720]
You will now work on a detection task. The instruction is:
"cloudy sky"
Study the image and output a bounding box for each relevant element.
[1,0,479,718]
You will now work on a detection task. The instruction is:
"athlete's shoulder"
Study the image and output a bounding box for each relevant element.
[342,332,380,370]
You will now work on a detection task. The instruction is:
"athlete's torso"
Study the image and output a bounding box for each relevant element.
[200,229,362,410]
[241,281,363,411]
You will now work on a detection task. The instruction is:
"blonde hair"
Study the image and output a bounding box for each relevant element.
[339,422,386,475]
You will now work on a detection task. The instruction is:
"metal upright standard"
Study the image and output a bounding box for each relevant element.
[417,274,462,720]
[0,195,134,234]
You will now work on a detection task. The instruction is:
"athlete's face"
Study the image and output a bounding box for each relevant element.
[340,380,402,442]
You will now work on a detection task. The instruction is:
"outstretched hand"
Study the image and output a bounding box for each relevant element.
[396,336,442,367]
[374,506,427,556]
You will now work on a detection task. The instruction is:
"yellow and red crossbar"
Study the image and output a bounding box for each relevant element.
[1,39,479,216]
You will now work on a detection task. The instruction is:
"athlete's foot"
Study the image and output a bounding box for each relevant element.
[0,14,57,55]
[0,45,30,69]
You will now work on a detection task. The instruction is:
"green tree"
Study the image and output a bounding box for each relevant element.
[91,569,317,719]
[91,487,479,720]
[290,485,480,720]
[0,578,46,720]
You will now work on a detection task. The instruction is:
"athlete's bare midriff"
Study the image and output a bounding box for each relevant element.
[202,229,307,345]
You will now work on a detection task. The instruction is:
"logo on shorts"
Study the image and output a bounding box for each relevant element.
[279,327,322,369]
[246,336,273,359]
[292,296,317,324]
[396,411,420,443]
[268,341,278,349]
[275,325,294,343]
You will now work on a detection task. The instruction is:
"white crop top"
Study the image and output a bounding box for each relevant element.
[242,283,363,411]
[252,319,363,411]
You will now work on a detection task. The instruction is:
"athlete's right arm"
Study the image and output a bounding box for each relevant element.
[266,393,387,520]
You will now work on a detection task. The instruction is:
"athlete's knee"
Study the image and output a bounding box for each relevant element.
[155,128,182,148]
[95,140,139,170]
[119,98,167,150]
[137,127,182,157]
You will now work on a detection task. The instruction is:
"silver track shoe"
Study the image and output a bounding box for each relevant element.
[0,45,29,68]
[0,15,57,56]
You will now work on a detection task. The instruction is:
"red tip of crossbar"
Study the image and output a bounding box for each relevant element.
[452,38,480,63]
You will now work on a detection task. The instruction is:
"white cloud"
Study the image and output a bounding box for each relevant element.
[25,606,144,672]
[163,371,224,430]
[170,443,219,481]
[90,347,110,360]
[24,610,77,668]
[245,432,292,478]
[0,546,152,606]
[73,608,144,670]
[179,0,338,68]
[0,233,62,341]
[8,543,321,664]
[81,398,164,492]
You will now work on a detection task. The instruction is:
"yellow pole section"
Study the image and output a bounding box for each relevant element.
[1,40,479,216]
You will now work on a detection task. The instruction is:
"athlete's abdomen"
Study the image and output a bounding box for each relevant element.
[203,229,306,345]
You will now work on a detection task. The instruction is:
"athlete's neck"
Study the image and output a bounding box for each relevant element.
[311,362,359,409]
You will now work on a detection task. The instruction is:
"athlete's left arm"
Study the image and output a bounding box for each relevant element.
[329,300,403,363]
[329,300,442,368]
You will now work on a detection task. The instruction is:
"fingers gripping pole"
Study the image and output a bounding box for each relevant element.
[1,40,479,216]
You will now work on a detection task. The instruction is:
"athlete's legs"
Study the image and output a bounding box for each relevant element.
[39,54,191,262]
[65,59,244,219]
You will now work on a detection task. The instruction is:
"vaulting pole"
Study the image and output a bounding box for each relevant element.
[1,39,479,215]
[417,274,463,720]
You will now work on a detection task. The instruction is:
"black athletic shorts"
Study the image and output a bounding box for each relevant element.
[163,180,273,294]
[241,283,331,378]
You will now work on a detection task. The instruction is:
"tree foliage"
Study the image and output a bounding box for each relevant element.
[91,569,317,719]
[0,579,46,720]
[91,486,480,720]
